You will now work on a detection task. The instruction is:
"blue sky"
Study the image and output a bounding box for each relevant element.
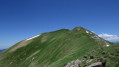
[0,0,119,49]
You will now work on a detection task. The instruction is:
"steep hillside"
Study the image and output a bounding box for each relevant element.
[64,43,119,67]
[0,27,113,67]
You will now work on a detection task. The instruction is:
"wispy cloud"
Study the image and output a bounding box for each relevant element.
[98,33,119,42]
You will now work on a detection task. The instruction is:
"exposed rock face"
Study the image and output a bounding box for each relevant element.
[104,41,110,47]
[64,59,106,67]
[73,27,82,31]
[86,59,93,63]
[86,62,102,67]
[91,35,101,42]
[75,27,81,31]
[64,59,81,67]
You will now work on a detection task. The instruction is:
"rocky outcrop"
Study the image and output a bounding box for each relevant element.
[86,62,102,67]
[64,59,81,67]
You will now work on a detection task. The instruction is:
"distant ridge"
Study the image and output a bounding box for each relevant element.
[0,49,5,53]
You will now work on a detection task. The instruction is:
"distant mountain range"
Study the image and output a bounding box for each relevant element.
[0,27,119,67]
[0,49,5,53]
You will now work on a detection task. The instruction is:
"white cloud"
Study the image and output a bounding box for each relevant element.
[98,33,119,42]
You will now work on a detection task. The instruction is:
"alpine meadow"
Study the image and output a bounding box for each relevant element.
[0,27,119,67]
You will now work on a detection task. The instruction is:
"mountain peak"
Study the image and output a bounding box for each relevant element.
[72,26,85,31]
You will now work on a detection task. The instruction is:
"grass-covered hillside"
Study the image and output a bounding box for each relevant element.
[64,43,119,67]
[0,27,116,67]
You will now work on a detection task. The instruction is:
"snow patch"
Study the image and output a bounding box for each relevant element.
[86,31,89,33]
[106,44,110,47]
[90,33,92,34]
[105,42,110,47]
[9,34,41,52]
[26,34,41,41]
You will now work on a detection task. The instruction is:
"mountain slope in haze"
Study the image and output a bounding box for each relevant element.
[0,27,114,67]
[0,49,5,53]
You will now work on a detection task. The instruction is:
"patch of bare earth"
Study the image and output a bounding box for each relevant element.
[41,36,47,43]
[9,40,32,52]
[9,34,41,52]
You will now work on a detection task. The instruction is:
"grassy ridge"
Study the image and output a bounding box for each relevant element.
[0,27,113,67]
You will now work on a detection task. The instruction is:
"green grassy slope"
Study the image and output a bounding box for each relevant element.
[76,43,119,67]
[0,27,112,67]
